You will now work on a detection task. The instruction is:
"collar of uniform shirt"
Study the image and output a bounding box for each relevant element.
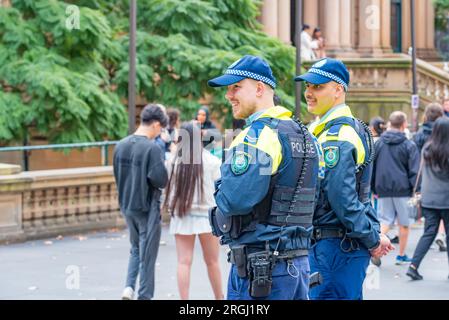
[317,103,347,125]
[245,108,270,127]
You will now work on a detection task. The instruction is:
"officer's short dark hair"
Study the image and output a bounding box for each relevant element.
[424,103,444,122]
[273,94,281,106]
[140,104,168,127]
[389,111,407,129]
[302,24,310,31]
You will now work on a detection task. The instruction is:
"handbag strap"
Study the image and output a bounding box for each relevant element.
[413,154,424,195]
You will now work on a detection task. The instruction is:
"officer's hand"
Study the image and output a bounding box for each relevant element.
[370,234,395,258]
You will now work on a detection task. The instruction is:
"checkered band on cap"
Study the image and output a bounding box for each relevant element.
[225,69,276,88]
[309,68,348,91]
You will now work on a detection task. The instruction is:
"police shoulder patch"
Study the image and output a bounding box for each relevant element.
[323,146,339,169]
[244,121,265,145]
[231,151,251,175]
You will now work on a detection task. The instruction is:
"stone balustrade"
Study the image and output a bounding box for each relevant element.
[417,59,449,104]
[0,165,125,244]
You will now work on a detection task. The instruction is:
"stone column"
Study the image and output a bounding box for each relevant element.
[401,0,411,54]
[261,0,278,38]
[323,0,342,54]
[340,0,354,52]
[411,0,439,60]
[278,0,291,44]
[421,0,439,60]
[426,0,435,50]
[380,0,392,53]
[358,0,383,57]
[303,0,319,29]
[415,0,427,50]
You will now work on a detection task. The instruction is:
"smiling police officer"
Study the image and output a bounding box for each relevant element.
[208,55,322,300]
[295,58,394,300]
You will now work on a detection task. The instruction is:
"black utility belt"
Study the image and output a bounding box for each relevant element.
[228,246,308,266]
[312,227,362,253]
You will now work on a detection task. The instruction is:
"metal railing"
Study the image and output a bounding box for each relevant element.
[0,141,119,171]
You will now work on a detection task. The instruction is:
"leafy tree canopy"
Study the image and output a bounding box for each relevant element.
[0,0,300,144]
[434,0,449,30]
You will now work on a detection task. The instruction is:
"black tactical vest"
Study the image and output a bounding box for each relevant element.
[315,116,374,203]
[214,117,320,241]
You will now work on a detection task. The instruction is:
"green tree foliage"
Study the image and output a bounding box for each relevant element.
[0,0,300,144]
[434,0,449,31]
[0,0,128,144]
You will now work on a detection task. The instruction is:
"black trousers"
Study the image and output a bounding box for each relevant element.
[411,207,449,269]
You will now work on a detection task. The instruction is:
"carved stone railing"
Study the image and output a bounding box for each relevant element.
[304,54,449,121]
[417,59,449,104]
[0,166,125,243]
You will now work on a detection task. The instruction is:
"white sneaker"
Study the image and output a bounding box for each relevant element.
[121,287,134,300]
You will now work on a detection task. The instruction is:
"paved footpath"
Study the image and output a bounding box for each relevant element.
[0,223,448,300]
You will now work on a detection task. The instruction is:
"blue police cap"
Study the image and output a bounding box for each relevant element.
[208,55,277,89]
[294,58,350,91]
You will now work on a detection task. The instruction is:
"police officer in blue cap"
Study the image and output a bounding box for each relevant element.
[295,58,394,300]
[208,55,322,300]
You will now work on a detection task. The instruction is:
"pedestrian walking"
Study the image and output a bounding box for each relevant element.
[407,117,449,280]
[372,111,419,265]
[113,104,169,300]
[412,103,446,251]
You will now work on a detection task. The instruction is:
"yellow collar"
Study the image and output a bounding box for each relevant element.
[258,106,292,121]
[310,104,353,136]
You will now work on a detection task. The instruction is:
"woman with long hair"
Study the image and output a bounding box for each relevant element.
[407,117,449,280]
[164,121,223,299]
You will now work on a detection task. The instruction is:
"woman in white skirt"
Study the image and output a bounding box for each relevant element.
[164,121,223,299]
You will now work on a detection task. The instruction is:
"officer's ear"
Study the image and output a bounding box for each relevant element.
[335,84,345,98]
[255,81,266,97]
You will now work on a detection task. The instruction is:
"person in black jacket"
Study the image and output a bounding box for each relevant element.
[372,111,420,265]
[412,103,444,154]
[113,104,169,300]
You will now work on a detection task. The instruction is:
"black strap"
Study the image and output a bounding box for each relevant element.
[271,215,313,225]
[229,247,308,265]
[272,188,316,202]
[313,228,345,240]
[271,203,315,214]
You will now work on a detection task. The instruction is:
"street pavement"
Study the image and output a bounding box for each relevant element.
[0,222,448,300]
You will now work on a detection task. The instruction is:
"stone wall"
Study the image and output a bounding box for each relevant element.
[0,165,126,244]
